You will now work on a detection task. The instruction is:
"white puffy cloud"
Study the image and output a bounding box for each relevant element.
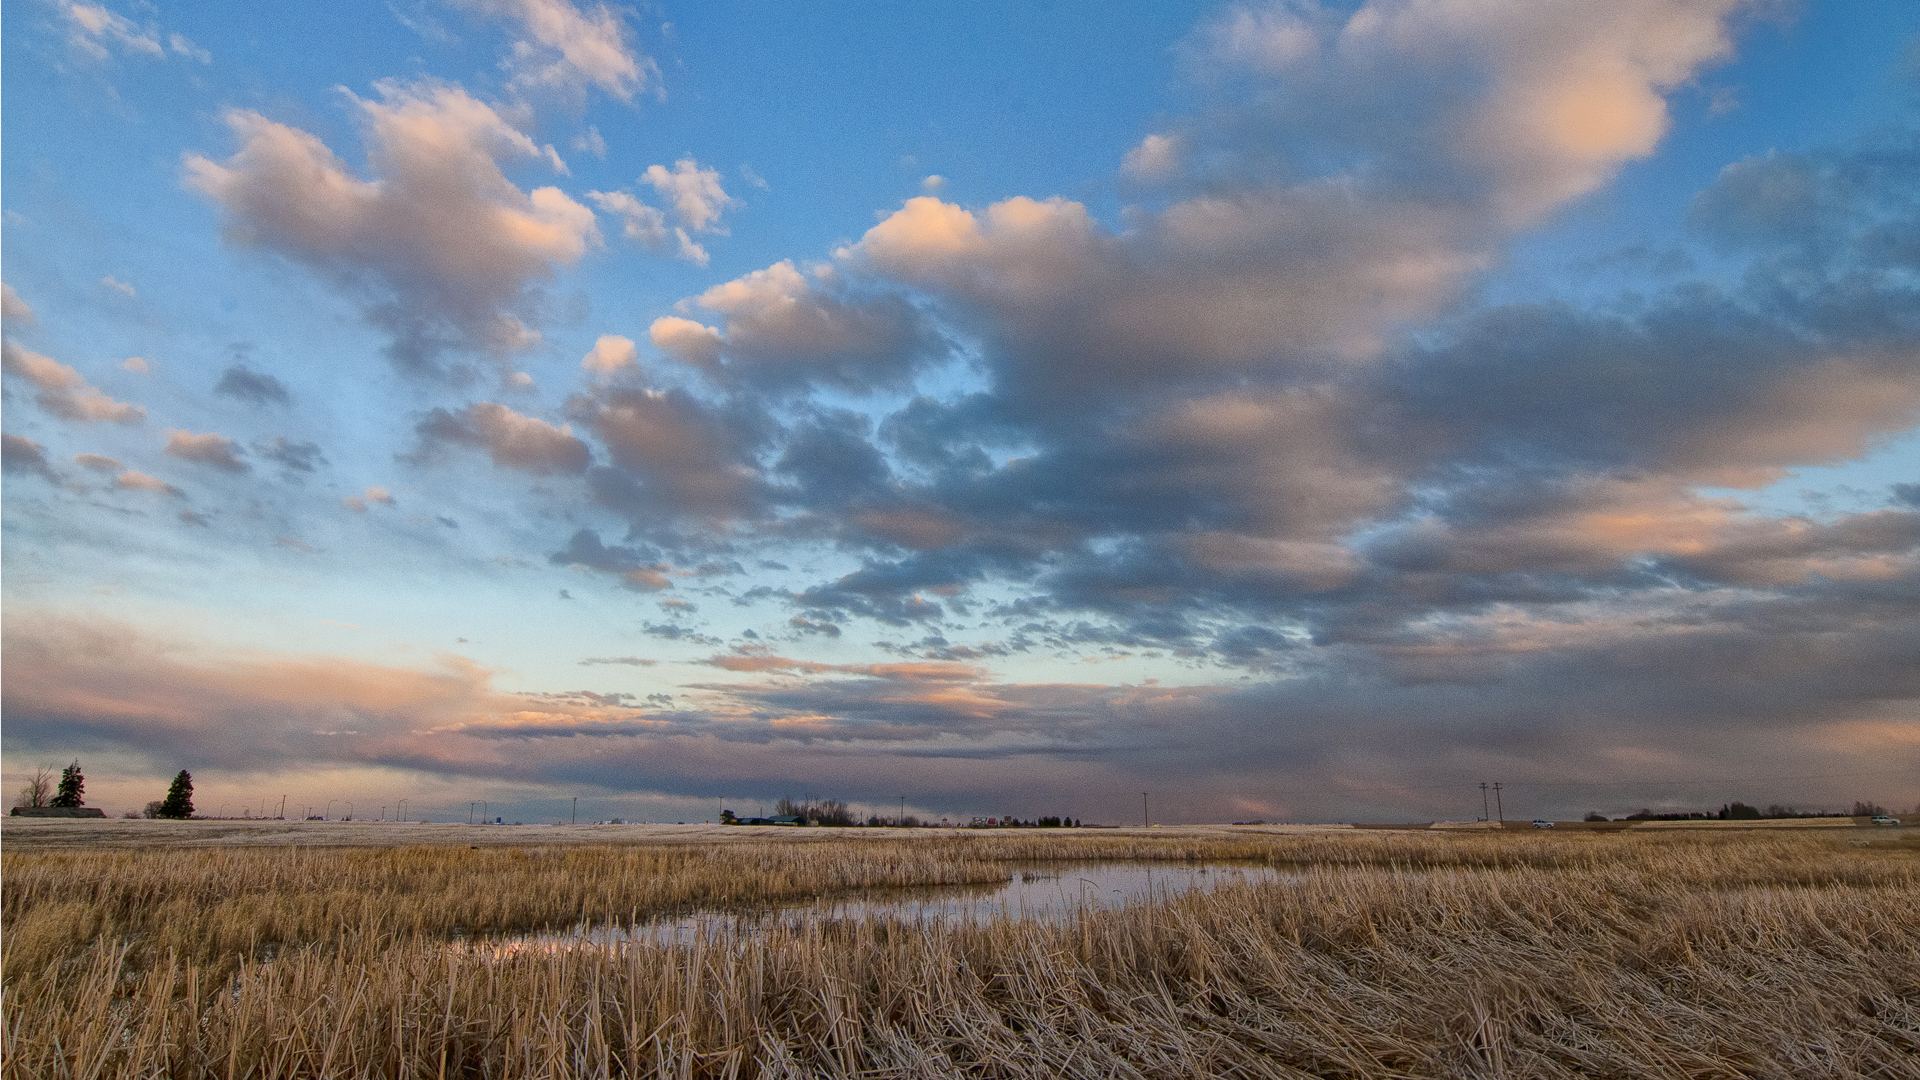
[581,334,638,374]
[648,316,723,368]
[845,192,1473,396]
[826,0,1746,411]
[1195,0,1746,223]
[1121,133,1181,179]
[648,260,939,389]
[586,189,707,264]
[589,158,736,266]
[1,340,145,424]
[454,0,655,102]
[184,81,599,373]
[642,159,738,233]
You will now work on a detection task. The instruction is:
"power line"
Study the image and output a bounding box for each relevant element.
[1265,768,1919,800]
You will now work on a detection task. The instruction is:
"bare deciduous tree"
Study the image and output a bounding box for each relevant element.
[13,766,55,809]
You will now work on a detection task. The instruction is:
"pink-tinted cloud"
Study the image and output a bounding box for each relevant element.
[2,341,145,424]
[1,283,33,325]
[415,402,591,474]
[452,0,655,102]
[184,82,597,372]
[649,259,940,390]
[163,430,248,472]
[115,470,183,496]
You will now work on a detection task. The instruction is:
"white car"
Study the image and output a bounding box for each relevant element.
[1870,816,1901,826]
[1531,820,1555,829]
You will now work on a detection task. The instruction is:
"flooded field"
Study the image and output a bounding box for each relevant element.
[501,861,1289,948]
[10,829,1916,1078]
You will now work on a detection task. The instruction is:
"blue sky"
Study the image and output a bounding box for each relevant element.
[5,0,1918,825]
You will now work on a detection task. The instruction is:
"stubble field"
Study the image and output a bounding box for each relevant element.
[3,822,1917,1079]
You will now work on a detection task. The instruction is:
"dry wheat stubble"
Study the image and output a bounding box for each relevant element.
[4,828,1918,1078]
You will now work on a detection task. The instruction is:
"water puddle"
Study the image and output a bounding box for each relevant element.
[491,862,1288,951]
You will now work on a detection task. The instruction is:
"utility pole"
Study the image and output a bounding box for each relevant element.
[1480,782,1490,823]
[1143,792,1150,828]
[1493,783,1504,824]
[278,795,286,820]
[399,799,408,823]
[572,797,578,825]
[469,802,475,825]
[900,796,906,827]
[483,801,489,824]
[381,806,386,822]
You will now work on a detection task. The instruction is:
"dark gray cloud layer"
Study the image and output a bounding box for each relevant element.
[7,1,1915,822]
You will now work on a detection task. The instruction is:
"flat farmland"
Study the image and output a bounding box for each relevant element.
[4,824,1917,1078]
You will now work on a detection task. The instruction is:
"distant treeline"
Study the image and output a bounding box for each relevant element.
[720,799,1084,828]
[1585,801,1897,822]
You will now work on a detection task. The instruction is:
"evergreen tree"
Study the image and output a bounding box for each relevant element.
[158,770,195,819]
[51,760,85,808]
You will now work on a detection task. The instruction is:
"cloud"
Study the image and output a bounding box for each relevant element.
[642,158,738,233]
[58,1,164,60]
[184,82,598,374]
[585,158,735,268]
[580,333,637,374]
[1192,0,1745,223]
[115,469,182,496]
[1121,133,1180,179]
[163,430,249,472]
[569,385,768,522]
[213,364,292,405]
[1,341,146,423]
[649,260,943,390]
[73,452,122,472]
[12,1,1919,823]
[100,275,137,298]
[168,31,211,63]
[2,434,58,480]
[345,486,397,512]
[6,600,1913,822]
[586,190,708,264]
[452,0,655,102]
[413,401,591,474]
[255,436,325,473]
[549,528,672,590]
[1,283,34,324]
[122,357,150,374]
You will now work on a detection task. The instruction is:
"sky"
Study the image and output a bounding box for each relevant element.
[4,0,1918,826]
